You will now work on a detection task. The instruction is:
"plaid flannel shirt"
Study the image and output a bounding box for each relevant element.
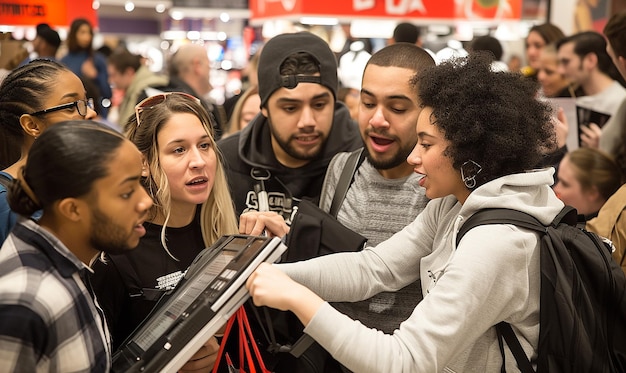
[0,219,111,372]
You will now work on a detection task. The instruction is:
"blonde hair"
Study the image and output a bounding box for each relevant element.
[126,93,238,257]
[224,85,259,137]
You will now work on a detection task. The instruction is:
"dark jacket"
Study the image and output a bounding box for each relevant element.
[217,102,363,219]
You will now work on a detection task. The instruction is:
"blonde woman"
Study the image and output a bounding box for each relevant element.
[224,85,260,137]
[92,92,239,371]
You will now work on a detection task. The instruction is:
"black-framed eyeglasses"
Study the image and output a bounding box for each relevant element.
[29,98,94,117]
[135,92,200,127]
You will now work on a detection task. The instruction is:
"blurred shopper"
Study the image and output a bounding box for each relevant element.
[523,23,566,80]
[586,10,626,275]
[61,18,112,118]
[106,48,168,128]
[19,23,61,66]
[224,85,260,137]
[557,31,626,150]
[157,43,227,140]
[554,148,623,221]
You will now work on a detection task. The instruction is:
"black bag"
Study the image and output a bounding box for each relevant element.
[283,198,367,262]
[242,149,367,373]
[284,147,367,261]
[456,206,626,373]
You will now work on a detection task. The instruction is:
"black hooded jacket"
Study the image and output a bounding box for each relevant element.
[217,102,363,219]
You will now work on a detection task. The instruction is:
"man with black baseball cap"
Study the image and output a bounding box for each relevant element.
[217,31,362,372]
[20,23,61,66]
[218,32,362,219]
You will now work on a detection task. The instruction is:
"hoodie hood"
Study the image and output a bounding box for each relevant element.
[236,102,362,175]
[459,168,564,226]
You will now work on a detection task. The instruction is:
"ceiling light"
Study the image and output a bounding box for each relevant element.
[171,10,184,20]
[92,0,100,10]
[125,1,135,12]
[220,13,230,22]
[156,4,166,13]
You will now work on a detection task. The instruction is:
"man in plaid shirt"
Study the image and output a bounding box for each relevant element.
[0,121,152,371]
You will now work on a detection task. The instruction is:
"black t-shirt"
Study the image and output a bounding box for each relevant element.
[91,209,205,350]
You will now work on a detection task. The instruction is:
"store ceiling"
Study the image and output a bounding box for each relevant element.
[96,0,172,21]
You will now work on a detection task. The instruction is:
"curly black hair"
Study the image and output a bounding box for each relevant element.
[414,54,555,188]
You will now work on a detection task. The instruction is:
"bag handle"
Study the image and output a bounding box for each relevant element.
[212,306,272,373]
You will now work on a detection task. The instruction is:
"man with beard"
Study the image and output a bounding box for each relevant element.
[317,43,434,372]
[216,31,362,373]
[217,32,362,220]
[556,31,626,150]
[0,121,153,372]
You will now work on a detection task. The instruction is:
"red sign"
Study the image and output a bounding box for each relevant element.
[0,0,98,28]
[250,0,522,22]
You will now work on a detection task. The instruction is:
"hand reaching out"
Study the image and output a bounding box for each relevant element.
[246,263,323,326]
[239,211,289,237]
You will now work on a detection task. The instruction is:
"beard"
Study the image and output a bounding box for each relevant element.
[364,130,417,171]
[266,116,326,162]
[89,207,135,255]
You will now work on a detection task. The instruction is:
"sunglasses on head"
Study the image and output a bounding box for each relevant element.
[134,92,201,127]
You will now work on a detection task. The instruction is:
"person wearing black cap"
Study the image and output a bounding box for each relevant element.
[19,23,61,66]
[217,31,362,219]
[216,31,362,372]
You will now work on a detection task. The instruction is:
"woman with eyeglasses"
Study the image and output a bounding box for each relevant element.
[91,92,278,372]
[0,59,96,244]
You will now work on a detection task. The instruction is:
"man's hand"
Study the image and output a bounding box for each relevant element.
[239,211,289,237]
[580,122,602,149]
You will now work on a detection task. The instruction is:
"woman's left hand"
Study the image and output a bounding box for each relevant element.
[239,211,290,237]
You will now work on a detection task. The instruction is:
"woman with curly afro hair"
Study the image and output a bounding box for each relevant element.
[242,54,565,372]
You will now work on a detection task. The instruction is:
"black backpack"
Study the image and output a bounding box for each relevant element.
[456,206,626,373]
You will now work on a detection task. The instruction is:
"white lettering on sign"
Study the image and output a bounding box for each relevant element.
[353,0,427,14]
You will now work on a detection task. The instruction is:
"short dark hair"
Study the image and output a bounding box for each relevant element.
[414,54,554,187]
[556,31,620,79]
[393,22,420,44]
[366,43,435,99]
[367,42,435,71]
[278,52,321,76]
[8,121,125,216]
[604,10,626,60]
[470,35,504,61]
[0,59,70,169]
[107,49,142,74]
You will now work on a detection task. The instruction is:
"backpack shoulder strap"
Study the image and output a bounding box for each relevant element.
[456,208,547,247]
[329,148,365,218]
[456,207,556,373]
[497,322,536,373]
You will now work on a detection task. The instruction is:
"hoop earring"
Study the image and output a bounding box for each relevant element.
[461,160,482,189]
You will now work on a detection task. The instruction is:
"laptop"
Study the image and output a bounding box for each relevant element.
[110,234,288,372]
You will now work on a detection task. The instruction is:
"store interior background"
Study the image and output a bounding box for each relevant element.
[2,0,626,105]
